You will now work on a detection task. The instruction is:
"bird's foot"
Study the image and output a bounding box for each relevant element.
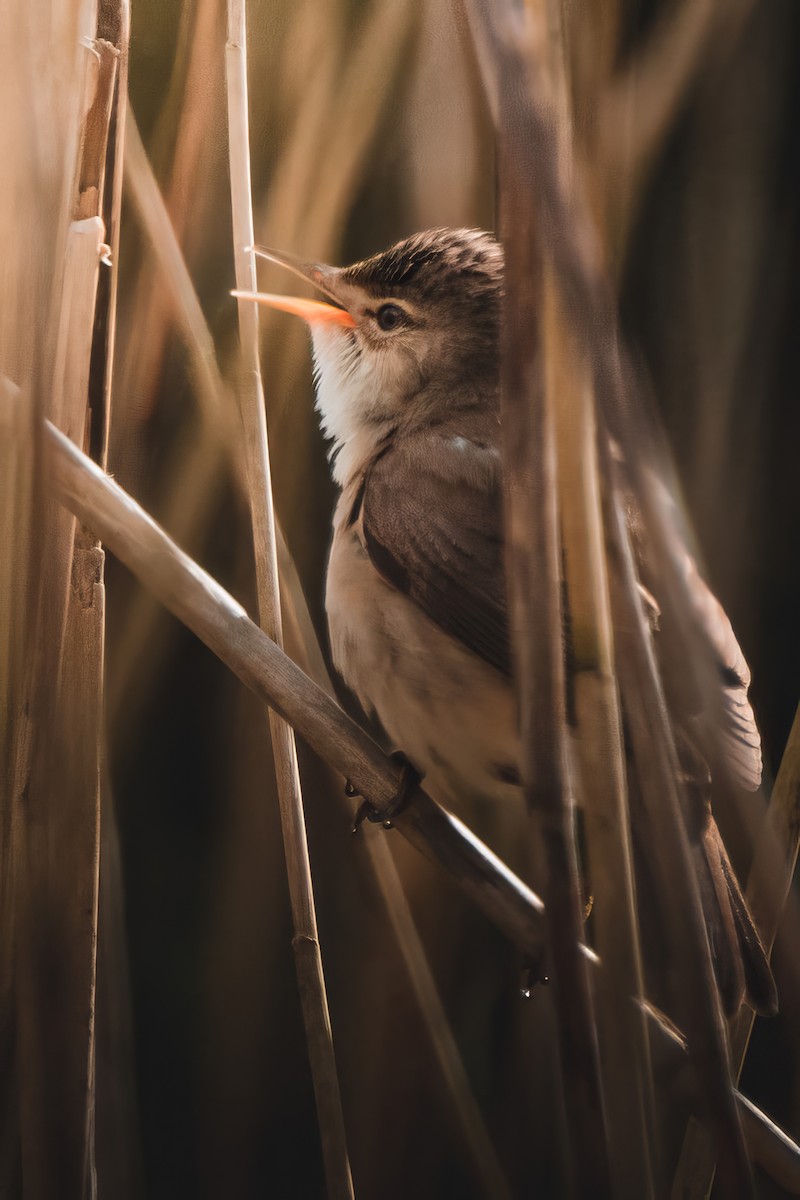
[349,752,422,834]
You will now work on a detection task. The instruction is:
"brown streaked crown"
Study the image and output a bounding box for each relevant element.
[340,228,503,380]
[341,228,503,298]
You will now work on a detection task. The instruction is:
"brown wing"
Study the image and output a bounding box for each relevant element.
[633,498,762,791]
[619,446,762,791]
[362,427,761,790]
[679,550,762,790]
[359,429,511,678]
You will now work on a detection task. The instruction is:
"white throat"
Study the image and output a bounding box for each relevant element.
[310,326,399,487]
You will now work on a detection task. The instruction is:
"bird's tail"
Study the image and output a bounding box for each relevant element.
[626,738,778,1020]
[697,819,778,1017]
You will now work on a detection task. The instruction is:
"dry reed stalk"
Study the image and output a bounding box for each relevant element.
[361,835,514,1200]
[124,114,232,431]
[599,0,755,192]
[274,583,514,1197]
[472,0,749,808]
[109,1,414,728]
[466,3,612,1193]
[497,189,613,1199]
[542,6,660,1191]
[674,705,800,1198]
[107,111,237,731]
[406,2,491,230]
[593,1,791,1190]
[48,419,555,953]
[124,111,509,1192]
[732,705,800,1043]
[462,4,758,1193]
[16,139,102,1200]
[284,603,514,1200]
[253,0,417,425]
[550,291,659,1197]
[94,5,130,472]
[0,5,69,1187]
[254,0,407,246]
[114,0,223,432]
[602,454,753,1199]
[647,1000,800,1193]
[0,379,31,1196]
[736,1093,800,1194]
[225,4,354,1196]
[118,115,330,712]
[108,4,231,742]
[536,3,661,1188]
[43,417,800,1189]
[90,6,138,1197]
[6,1,129,1193]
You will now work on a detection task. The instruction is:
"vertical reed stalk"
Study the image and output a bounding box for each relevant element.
[675,704,800,1198]
[542,5,660,1189]
[225,4,354,1196]
[90,4,139,1195]
[464,4,612,1192]
[11,3,129,1191]
[551,289,659,1198]
[0,379,30,1197]
[601,438,754,1199]
[463,2,757,1191]
[103,163,232,723]
[498,199,612,1200]
[362,836,513,1200]
[107,126,507,1187]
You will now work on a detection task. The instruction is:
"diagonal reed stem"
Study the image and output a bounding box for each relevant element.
[123,111,508,1196]
[224,3,354,1196]
[43,417,800,1194]
[47,417,553,955]
[675,704,800,1198]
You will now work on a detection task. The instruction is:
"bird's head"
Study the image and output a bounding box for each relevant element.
[235,228,503,484]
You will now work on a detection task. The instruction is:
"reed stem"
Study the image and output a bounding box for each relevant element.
[225,3,353,1195]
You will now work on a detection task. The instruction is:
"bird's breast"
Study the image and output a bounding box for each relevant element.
[326,492,523,832]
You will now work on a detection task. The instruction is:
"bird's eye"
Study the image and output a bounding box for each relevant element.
[376,303,405,332]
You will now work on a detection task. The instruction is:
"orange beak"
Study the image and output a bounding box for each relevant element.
[232,290,356,328]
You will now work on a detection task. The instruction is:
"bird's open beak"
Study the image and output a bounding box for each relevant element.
[232,290,356,327]
[232,245,356,328]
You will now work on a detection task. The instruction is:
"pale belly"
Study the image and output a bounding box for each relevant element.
[326,517,523,826]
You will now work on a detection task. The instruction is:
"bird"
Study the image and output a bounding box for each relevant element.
[234,226,777,1018]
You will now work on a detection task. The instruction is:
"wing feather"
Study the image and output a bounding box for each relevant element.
[361,427,762,790]
[360,430,512,678]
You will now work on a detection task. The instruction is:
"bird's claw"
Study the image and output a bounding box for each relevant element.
[349,752,422,834]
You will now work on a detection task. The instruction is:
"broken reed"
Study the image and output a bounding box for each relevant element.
[0,1,130,1195]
